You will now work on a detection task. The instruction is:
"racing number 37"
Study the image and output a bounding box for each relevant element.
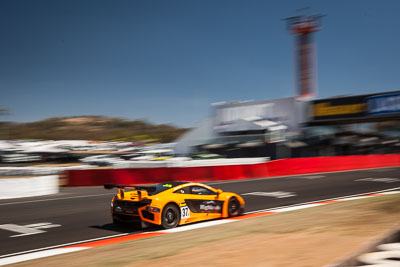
[181,206,190,219]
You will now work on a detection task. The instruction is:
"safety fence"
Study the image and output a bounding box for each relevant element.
[64,154,400,186]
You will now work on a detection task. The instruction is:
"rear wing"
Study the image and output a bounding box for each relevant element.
[104,183,156,198]
[104,183,154,190]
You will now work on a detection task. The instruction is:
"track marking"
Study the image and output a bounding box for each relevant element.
[293,175,325,179]
[0,232,131,259]
[365,168,396,172]
[0,222,61,238]
[24,223,61,230]
[242,191,297,198]
[0,247,89,266]
[0,224,44,237]
[355,177,400,183]
[1,187,400,266]
[273,203,325,212]
[0,193,115,206]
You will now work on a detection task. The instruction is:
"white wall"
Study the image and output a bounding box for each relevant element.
[0,175,59,199]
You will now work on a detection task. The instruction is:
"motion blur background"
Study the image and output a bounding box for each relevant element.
[1,2,400,266]
[1,0,399,164]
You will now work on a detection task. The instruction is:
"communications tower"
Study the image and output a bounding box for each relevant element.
[285,14,323,98]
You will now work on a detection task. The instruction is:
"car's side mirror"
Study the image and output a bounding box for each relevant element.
[216,189,223,195]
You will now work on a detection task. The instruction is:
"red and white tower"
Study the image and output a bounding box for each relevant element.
[285,14,323,99]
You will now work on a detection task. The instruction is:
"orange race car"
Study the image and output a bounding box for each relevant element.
[104,181,245,229]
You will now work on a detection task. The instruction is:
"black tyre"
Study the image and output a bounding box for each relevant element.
[228,197,240,217]
[161,204,180,229]
[113,217,123,225]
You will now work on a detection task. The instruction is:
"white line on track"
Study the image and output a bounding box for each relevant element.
[295,175,325,179]
[365,168,396,172]
[162,220,237,233]
[0,232,131,259]
[0,247,89,266]
[0,193,115,206]
[0,224,45,237]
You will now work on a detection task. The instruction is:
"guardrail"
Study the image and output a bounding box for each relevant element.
[64,154,400,186]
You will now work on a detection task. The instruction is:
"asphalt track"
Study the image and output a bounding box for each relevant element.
[0,167,399,257]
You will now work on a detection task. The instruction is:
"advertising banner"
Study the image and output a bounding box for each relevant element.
[214,97,308,132]
[311,95,367,121]
[367,93,400,116]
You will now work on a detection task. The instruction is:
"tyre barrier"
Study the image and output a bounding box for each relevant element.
[64,154,400,186]
[329,228,400,267]
[357,242,400,266]
[358,249,400,266]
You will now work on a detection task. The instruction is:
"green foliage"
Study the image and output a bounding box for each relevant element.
[0,116,188,142]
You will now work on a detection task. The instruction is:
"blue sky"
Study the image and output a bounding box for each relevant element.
[1,0,399,127]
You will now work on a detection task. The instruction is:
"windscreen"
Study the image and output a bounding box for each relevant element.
[151,182,189,195]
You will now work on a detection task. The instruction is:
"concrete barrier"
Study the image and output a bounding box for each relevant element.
[0,165,94,177]
[0,175,59,199]
[64,154,400,186]
[114,157,268,168]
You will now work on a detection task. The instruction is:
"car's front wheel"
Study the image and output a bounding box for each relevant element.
[161,204,180,229]
[228,197,240,217]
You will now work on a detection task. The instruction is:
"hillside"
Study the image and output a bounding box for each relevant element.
[0,116,188,142]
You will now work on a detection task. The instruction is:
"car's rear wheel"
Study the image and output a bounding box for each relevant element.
[228,197,240,217]
[161,204,180,229]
